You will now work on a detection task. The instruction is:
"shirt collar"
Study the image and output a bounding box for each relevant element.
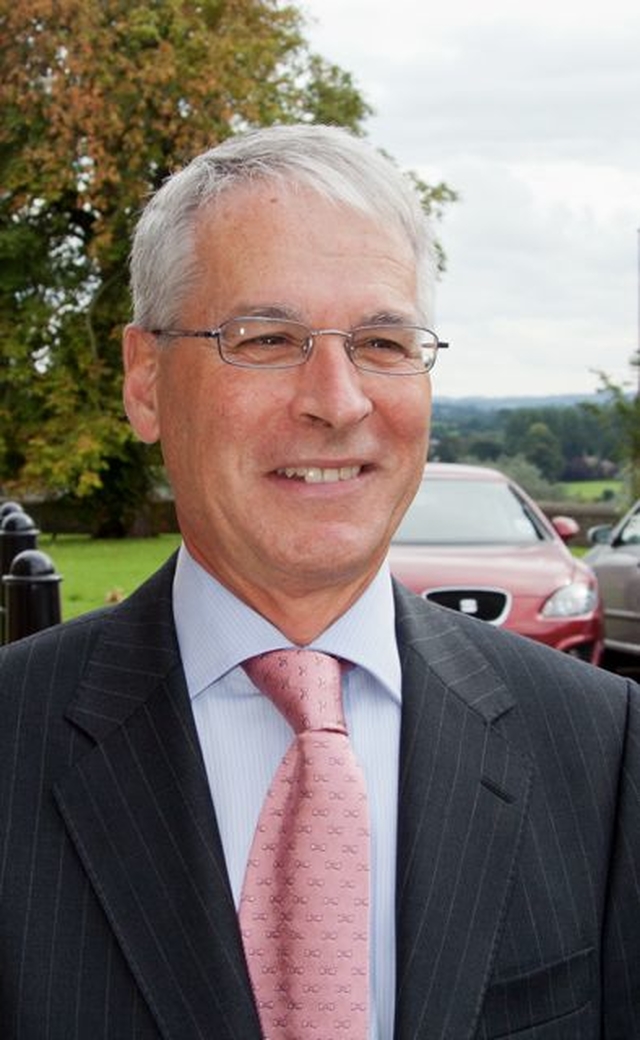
[172,544,401,703]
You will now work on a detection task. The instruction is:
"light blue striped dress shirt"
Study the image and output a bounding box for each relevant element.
[172,544,401,1040]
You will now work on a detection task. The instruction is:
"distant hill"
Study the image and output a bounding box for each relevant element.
[433,392,610,414]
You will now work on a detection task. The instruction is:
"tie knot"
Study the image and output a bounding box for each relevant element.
[243,649,346,734]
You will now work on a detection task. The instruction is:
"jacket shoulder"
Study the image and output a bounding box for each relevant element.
[0,554,178,707]
[393,576,634,717]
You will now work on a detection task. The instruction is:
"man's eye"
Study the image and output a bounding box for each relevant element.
[235,332,293,350]
[256,334,292,347]
[360,337,408,354]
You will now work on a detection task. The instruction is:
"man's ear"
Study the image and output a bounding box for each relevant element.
[122,325,161,444]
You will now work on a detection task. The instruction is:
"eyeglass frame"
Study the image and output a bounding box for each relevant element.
[150,316,449,375]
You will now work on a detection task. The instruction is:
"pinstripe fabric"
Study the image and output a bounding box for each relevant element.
[1,554,640,1038]
[0,559,261,1040]
[393,583,640,1039]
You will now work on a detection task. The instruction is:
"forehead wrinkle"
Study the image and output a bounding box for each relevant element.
[187,185,420,328]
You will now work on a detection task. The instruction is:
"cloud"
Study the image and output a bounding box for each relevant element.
[367,19,640,159]
[432,159,638,396]
[303,0,640,397]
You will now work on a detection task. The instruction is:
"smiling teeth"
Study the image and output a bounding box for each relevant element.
[279,466,361,483]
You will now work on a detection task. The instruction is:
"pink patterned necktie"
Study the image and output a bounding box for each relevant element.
[240,649,370,1040]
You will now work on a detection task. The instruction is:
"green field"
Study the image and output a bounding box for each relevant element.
[560,479,622,503]
[38,533,181,620]
[38,526,591,622]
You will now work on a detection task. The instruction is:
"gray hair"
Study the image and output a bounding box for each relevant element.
[129,124,436,330]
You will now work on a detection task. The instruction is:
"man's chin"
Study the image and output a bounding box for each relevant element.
[272,536,389,592]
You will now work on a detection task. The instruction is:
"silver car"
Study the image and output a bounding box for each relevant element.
[586,499,640,658]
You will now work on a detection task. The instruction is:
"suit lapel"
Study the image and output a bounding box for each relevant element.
[52,559,533,1039]
[393,584,534,1040]
[54,559,261,1040]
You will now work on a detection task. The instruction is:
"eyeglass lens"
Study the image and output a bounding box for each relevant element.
[219,317,438,372]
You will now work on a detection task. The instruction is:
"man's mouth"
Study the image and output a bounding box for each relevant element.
[276,465,362,484]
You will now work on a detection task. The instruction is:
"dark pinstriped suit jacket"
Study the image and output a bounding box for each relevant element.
[1,555,640,1039]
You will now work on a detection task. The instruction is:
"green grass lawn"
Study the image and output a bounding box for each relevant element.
[38,533,181,620]
[38,527,590,623]
[561,479,622,502]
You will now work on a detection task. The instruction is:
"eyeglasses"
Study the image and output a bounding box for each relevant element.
[151,316,449,375]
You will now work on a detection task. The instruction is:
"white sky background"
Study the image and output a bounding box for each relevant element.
[302,0,640,399]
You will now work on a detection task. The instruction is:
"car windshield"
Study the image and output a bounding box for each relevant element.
[393,477,546,545]
[617,507,640,546]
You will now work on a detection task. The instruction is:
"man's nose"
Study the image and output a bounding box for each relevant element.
[289,334,374,429]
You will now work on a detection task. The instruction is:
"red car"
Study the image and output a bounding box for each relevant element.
[389,463,603,664]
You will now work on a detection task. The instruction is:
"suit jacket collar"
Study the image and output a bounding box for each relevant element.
[56,556,262,1040]
[393,581,534,1040]
[55,560,533,1040]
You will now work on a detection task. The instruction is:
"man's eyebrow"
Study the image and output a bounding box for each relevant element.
[361,311,417,326]
[227,305,418,326]
[232,303,303,321]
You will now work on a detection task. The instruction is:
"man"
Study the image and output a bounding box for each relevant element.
[1,125,639,1039]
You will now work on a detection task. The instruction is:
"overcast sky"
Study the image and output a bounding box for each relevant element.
[302,0,640,400]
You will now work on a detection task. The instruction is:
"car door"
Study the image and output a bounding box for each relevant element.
[595,504,640,651]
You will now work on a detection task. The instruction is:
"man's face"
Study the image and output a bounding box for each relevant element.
[124,181,432,625]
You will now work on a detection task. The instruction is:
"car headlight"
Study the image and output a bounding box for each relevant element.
[541,582,598,618]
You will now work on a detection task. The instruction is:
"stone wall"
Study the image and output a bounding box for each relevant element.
[539,501,620,547]
[20,496,622,547]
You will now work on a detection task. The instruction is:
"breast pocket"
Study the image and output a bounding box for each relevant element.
[478,946,595,1038]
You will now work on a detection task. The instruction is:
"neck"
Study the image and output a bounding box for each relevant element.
[186,543,378,644]
[236,580,372,645]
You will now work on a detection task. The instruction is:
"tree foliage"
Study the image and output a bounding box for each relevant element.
[456,452,567,503]
[431,397,625,488]
[1,0,402,533]
[588,360,640,503]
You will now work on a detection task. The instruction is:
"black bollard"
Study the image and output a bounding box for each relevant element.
[0,511,39,644]
[0,509,38,572]
[3,550,62,643]
[0,501,24,523]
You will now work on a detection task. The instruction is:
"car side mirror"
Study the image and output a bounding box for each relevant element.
[587,524,613,546]
[551,515,579,543]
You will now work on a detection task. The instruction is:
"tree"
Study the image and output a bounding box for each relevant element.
[487,454,566,502]
[1,0,403,534]
[518,421,564,483]
[590,359,640,503]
